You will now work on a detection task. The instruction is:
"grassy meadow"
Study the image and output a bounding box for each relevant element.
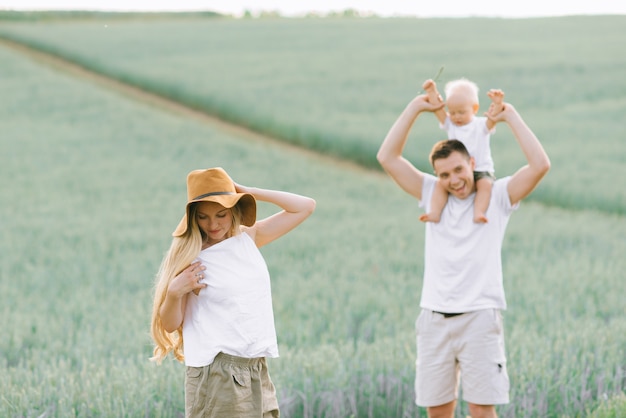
[0,16,625,215]
[0,14,625,418]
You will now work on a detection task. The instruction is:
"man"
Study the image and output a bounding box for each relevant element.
[377,93,550,418]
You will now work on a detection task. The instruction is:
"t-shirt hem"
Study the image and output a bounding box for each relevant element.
[420,304,507,313]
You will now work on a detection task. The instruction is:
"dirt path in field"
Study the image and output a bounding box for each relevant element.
[0,36,374,174]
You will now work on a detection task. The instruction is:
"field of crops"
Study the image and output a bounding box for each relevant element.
[0,14,624,418]
[1,15,625,216]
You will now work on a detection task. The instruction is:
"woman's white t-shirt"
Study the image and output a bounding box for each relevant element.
[182,232,278,367]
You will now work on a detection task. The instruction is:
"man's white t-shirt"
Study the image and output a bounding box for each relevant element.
[418,174,519,312]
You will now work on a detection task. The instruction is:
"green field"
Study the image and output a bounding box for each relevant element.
[0,14,625,418]
[1,16,625,215]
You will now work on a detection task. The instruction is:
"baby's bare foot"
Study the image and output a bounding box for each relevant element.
[473,213,489,224]
[419,212,441,223]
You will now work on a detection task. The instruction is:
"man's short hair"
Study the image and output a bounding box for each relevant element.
[429,139,471,167]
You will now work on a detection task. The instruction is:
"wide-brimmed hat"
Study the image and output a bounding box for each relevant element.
[172,167,256,237]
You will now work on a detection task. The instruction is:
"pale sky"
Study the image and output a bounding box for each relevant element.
[2,0,626,18]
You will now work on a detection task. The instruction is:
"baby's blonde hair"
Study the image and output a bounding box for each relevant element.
[444,78,480,104]
[150,203,243,364]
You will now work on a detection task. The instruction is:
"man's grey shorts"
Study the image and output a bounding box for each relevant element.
[415,309,510,407]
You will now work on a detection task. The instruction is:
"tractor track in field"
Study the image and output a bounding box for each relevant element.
[0,36,376,175]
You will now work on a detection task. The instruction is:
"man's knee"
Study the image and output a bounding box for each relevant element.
[467,403,497,418]
[427,400,456,418]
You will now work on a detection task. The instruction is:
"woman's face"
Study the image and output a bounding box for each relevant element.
[195,201,233,246]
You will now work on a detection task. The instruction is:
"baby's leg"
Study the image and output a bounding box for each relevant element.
[473,177,493,223]
[422,79,444,106]
[487,89,505,116]
[420,179,448,223]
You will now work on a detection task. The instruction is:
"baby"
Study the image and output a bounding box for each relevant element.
[421,78,505,223]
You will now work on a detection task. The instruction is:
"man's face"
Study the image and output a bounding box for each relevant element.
[433,151,475,199]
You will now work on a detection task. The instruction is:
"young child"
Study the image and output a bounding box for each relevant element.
[420,78,504,223]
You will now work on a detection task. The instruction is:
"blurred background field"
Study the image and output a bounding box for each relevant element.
[1,15,625,214]
[0,13,624,418]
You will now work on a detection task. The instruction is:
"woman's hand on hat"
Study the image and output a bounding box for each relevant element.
[169,261,207,297]
[233,182,250,195]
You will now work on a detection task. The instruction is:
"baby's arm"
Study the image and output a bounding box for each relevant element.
[422,79,447,125]
[486,89,505,130]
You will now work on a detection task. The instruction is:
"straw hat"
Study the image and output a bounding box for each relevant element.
[172,167,256,237]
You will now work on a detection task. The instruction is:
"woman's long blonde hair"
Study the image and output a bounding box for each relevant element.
[150,202,243,363]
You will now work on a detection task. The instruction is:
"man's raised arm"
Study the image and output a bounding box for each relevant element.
[377,94,443,200]
[488,104,551,205]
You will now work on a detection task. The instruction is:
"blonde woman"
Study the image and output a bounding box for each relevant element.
[151,167,315,418]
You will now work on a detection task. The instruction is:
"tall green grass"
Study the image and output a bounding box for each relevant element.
[0,19,624,418]
[1,16,625,215]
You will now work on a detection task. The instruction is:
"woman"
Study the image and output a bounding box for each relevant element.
[150,167,315,418]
